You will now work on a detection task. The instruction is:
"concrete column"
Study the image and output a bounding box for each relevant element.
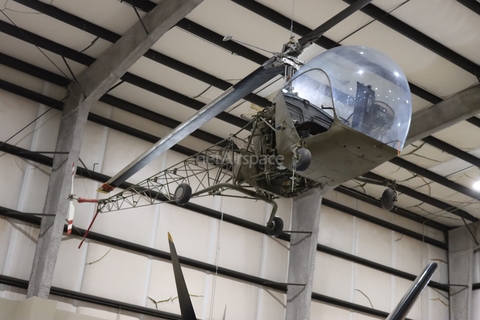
[27,85,87,298]
[286,188,323,320]
[26,0,202,298]
[448,221,480,320]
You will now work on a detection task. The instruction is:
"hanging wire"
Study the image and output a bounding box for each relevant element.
[106,80,125,94]
[289,0,296,40]
[61,55,86,98]
[0,95,68,151]
[462,217,479,245]
[132,1,149,35]
[0,10,71,80]
[209,208,224,320]
[1,9,91,99]
[335,0,411,44]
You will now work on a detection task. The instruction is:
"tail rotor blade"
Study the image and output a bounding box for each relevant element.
[298,0,371,49]
[168,233,197,320]
[66,202,75,235]
[386,262,438,320]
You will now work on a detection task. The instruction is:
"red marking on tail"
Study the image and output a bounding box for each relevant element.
[67,220,73,235]
[78,209,100,249]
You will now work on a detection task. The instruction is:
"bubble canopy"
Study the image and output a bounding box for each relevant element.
[282,46,412,149]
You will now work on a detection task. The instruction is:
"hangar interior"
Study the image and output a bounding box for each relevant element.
[0,0,479,319]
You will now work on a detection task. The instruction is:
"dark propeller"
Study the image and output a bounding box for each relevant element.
[168,232,197,320]
[167,232,434,320]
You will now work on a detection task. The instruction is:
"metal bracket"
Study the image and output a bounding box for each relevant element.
[283,230,313,235]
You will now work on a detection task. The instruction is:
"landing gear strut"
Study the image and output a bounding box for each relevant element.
[174,183,192,206]
[294,147,312,172]
[381,187,397,211]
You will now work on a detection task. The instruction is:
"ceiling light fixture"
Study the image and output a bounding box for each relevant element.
[473,167,480,191]
[473,180,480,191]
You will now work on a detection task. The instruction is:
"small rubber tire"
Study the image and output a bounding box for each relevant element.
[174,183,192,206]
[295,148,312,172]
[266,216,284,237]
[381,188,397,211]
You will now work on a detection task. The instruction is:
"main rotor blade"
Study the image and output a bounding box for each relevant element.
[168,233,197,320]
[298,0,372,49]
[98,62,283,192]
[386,262,437,320]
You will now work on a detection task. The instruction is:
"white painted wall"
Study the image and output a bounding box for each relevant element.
[312,191,449,319]
[0,70,448,320]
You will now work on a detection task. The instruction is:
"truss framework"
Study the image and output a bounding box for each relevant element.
[97,134,264,213]
[95,110,322,226]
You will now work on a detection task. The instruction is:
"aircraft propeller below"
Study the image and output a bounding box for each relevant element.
[168,232,198,320]
[167,231,436,320]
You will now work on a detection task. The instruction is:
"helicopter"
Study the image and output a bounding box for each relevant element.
[76,0,411,241]
[83,44,412,242]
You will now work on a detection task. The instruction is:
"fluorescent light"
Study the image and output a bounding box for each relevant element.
[473,180,480,191]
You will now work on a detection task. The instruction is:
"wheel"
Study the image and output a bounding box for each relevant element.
[294,148,311,172]
[174,183,192,206]
[381,188,397,211]
[266,216,284,237]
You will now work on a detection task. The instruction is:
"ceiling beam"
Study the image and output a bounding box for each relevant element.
[116,0,271,64]
[422,136,480,168]
[20,0,478,141]
[389,156,480,201]
[0,52,69,87]
[0,79,199,157]
[231,0,440,104]
[467,116,480,128]
[17,0,480,144]
[0,19,248,129]
[457,0,480,15]
[0,52,223,146]
[406,84,480,144]
[13,0,271,109]
[343,0,480,77]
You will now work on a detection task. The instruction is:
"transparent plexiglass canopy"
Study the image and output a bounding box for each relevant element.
[282,46,412,149]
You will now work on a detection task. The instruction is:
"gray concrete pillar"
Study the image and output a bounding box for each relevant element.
[448,221,480,320]
[27,85,88,298]
[285,188,323,320]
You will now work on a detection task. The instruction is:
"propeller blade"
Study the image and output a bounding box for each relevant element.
[98,63,283,193]
[168,233,197,320]
[386,262,437,320]
[298,0,372,49]
[222,305,227,320]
